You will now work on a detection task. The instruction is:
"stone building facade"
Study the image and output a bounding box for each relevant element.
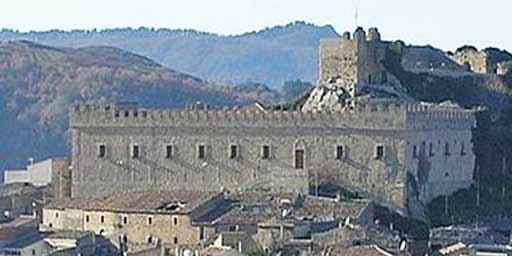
[70,101,476,218]
[69,27,478,219]
[40,192,225,252]
[4,158,71,199]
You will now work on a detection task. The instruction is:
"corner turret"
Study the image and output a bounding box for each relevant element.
[367,27,381,42]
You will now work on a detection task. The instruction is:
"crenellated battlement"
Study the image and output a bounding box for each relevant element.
[70,102,477,131]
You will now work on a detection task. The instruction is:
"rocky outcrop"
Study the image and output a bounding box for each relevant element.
[301,81,350,112]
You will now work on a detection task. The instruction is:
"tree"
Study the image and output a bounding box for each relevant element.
[280,80,313,101]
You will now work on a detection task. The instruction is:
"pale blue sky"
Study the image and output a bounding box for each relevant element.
[2,0,510,50]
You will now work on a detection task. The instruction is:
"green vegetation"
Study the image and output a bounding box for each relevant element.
[375,205,430,240]
[427,180,512,226]
[383,41,482,107]
[272,86,313,111]
[280,80,313,102]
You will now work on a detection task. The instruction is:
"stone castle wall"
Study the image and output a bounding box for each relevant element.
[70,103,476,216]
[451,50,491,74]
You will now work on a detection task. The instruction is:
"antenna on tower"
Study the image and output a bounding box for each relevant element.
[354,0,360,27]
[355,7,359,27]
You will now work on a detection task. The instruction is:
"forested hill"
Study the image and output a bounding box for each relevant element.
[0,21,339,88]
[0,40,241,169]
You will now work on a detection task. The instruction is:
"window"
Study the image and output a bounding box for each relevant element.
[262,145,271,159]
[295,149,305,169]
[131,144,140,159]
[229,145,238,159]
[375,145,385,160]
[49,223,53,228]
[412,145,418,159]
[429,143,434,157]
[147,236,153,244]
[100,215,104,223]
[123,216,128,225]
[85,215,89,223]
[368,74,372,84]
[461,143,466,156]
[173,217,178,225]
[148,217,152,225]
[444,142,450,156]
[165,145,173,159]
[198,145,206,159]
[381,71,388,83]
[98,144,106,158]
[336,145,344,160]
[200,227,205,240]
[55,212,59,218]
[174,237,178,244]
[32,249,35,256]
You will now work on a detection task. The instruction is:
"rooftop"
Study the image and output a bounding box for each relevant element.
[330,245,394,256]
[46,191,221,214]
[214,193,370,227]
[3,231,46,249]
[0,226,37,241]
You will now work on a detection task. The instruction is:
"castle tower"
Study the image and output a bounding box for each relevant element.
[318,27,388,98]
[367,27,381,41]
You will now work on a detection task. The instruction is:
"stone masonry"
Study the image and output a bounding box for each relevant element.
[69,27,478,220]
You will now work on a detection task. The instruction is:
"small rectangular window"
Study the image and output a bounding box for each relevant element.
[412,145,418,159]
[336,145,344,160]
[229,145,238,159]
[461,143,466,156]
[198,145,206,159]
[123,216,128,224]
[166,145,173,159]
[262,145,271,159]
[148,217,152,225]
[100,215,104,223]
[55,212,59,218]
[429,143,434,157]
[98,144,106,158]
[85,215,89,223]
[444,142,451,156]
[376,145,384,160]
[131,145,140,159]
[174,237,178,244]
[173,217,178,225]
[295,149,305,169]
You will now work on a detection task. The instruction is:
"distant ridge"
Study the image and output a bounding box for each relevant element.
[0,21,340,88]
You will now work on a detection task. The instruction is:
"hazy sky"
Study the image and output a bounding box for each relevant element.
[2,0,510,50]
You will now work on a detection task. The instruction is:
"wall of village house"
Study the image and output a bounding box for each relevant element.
[41,208,205,248]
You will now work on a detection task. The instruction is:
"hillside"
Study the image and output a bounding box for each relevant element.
[0,41,242,169]
[0,22,339,88]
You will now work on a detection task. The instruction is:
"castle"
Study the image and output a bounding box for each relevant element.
[70,28,477,219]
[450,46,512,75]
